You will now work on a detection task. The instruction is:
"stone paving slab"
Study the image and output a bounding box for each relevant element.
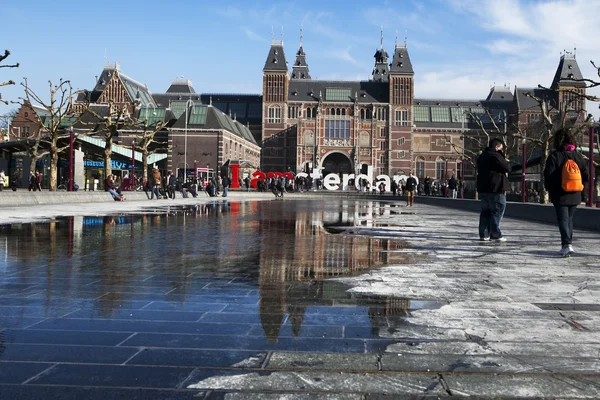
[1,198,600,398]
[266,352,380,371]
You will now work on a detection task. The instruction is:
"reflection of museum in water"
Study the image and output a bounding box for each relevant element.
[2,200,413,343]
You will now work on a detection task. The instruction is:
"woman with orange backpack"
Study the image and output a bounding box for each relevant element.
[543,128,589,257]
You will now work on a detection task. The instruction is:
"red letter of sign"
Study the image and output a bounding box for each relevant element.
[230,164,241,189]
[251,171,265,188]
[283,172,293,180]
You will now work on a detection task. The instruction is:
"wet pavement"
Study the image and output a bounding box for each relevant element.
[0,198,600,399]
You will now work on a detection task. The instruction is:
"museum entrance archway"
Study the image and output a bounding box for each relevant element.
[321,152,352,177]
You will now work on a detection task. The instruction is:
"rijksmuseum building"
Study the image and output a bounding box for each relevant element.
[6,31,587,186]
[259,35,587,181]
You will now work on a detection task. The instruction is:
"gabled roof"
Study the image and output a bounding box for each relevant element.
[31,104,51,118]
[171,105,258,146]
[263,41,288,72]
[389,44,414,75]
[90,65,156,107]
[287,80,389,103]
[551,53,586,89]
[514,87,555,111]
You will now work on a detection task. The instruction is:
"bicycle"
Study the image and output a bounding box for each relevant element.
[57,178,70,191]
[57,178,78,191]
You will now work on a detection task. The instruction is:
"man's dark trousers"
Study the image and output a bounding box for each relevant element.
[479,193,506,239]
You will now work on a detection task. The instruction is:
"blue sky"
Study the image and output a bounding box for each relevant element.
[2,0,599,117]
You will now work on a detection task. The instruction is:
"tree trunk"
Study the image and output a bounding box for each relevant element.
[142,150,149,182]
[104,136,113,178]
[49,151,58,191]
[595,165,600,207]
[539,140,550,204]
[29,157,37,176]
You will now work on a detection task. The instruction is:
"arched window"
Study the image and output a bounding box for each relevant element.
[330,108,335,115]
[341,108,346,116]
[415,157,425,178]
[435,157,446,180]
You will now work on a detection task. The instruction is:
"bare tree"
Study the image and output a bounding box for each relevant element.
[525,87,592,204]
[21,78,89,190]
[0,50,19,105]
[85,99,138,178]
[444,108,511,199]
[0,108,17,138]
[135,119,169,183]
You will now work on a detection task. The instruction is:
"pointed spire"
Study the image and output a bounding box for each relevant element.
[372,29,389,82]
[281,26,284,45]
[395,29,398,48]
[271,26,274,41]
[291,26,311,79]
[405,29,408,46]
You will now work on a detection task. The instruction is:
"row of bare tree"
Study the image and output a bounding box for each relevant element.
[445,61,600,204]
[2,49,168,191]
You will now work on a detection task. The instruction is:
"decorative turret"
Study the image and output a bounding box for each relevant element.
[291,27,311,80]
[551,50,585,90]
[550,50,586,116]
[389,36,414,75]
[388,32,414,106]
[263,33,288,73]
[372,28,389,82]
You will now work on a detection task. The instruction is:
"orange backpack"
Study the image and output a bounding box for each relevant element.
[561,154,584,192]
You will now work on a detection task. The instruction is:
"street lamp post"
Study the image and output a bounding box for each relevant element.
[131,139,136,191]
[521,137,527,203]
[588,125,595,207]
[68,126,74,192]
[184,99,194,179]
[460,160,465,199]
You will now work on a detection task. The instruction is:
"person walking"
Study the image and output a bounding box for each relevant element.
[222,175,230,197]
[150,167,162,200]
[35,171,42,191]
[448,175,458,199]
[0,170,5,191]
[405,172,417,207]
[476,138,510,242]
[28,171,36,191]
[166,171,176,200]
[244,176,250,192]
[543,128,589,257]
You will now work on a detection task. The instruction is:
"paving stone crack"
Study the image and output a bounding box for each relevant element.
[438,373,453,396]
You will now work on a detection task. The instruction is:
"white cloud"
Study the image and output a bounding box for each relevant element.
[442,0,600,117]
[242,28,265,43]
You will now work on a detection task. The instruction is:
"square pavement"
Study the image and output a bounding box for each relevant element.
[1,199,600,399]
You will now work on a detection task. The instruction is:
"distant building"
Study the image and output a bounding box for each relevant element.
[259,34,588,184]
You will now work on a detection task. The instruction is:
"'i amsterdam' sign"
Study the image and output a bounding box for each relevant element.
[228,164,418,190]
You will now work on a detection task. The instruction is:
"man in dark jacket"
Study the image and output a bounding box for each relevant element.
[405,172,417,207]
[476,138,510,241]
[543,128,589,257]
